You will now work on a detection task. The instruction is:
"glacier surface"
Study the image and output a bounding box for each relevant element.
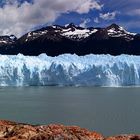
[0,54,140,86]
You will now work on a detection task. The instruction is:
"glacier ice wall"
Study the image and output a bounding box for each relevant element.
[0,53,140,86]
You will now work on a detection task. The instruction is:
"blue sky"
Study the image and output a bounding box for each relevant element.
[55,0,140,33]
[0,0,140,37]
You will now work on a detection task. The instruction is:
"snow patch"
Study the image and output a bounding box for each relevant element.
[119,26,137,36]
[107,26,136,40]
[0,40,7,44]
[61,29,98,39]
[25,30,48,42]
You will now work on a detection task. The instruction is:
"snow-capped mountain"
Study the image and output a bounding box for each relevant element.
[19,23,137,42]
[19,23,98,42]
[0,23,140,56]
[106,24,136,40]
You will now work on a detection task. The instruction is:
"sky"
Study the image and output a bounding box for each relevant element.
[0,0,140,37]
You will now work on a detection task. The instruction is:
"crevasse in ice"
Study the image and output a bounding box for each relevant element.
[0,53,139,86]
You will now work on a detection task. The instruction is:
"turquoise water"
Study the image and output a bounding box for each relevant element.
[0,87,139,136]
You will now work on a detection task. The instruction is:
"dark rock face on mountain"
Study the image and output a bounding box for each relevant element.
[0,23,140,56]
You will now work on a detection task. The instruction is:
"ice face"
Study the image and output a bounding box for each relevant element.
[0,53,139,86]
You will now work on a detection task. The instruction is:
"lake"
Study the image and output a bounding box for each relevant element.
[0,86,139,136]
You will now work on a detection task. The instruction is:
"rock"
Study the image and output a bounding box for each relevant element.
[0,120,103,140]
[105,135,140,140]
[0,120,139,140]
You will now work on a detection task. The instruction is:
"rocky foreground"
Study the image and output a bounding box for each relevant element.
[0,120,139,140]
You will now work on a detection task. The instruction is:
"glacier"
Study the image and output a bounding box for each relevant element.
[0,53,139,86]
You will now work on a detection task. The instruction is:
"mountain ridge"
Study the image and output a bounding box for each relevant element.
[0,23,140,56]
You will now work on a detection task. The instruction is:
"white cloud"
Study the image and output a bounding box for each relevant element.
[76,0,103,14]
[0,0,102,37]
[79,18,91,27]
[94,17,99,23]
[99,11,117,20]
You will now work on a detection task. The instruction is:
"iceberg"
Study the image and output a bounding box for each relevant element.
[0,53,139,86]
